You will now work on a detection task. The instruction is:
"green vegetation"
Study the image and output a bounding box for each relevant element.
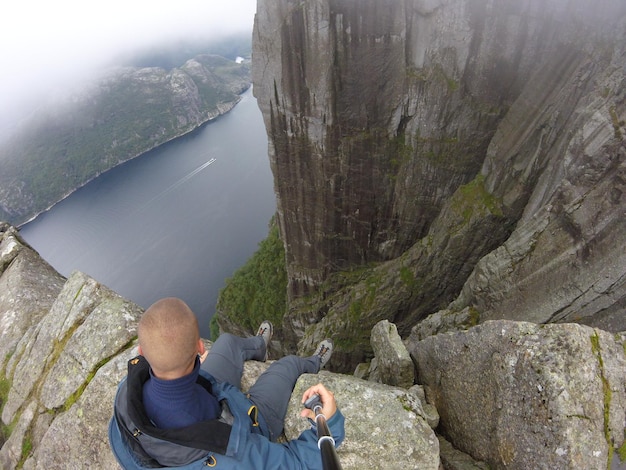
[20,433,33,465]
[215,220,287,336]
[452,174,504,225]
[590,332,614,469]
[406,63,458,91]
[389,135,414,171]
[609,106,623,140]
[467,306,481,327]
[399,266,417,290]
[619,440,626,463]
[617,440,626,462]
[0,374,12,445]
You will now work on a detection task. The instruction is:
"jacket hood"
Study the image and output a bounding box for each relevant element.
[113,355,232,467]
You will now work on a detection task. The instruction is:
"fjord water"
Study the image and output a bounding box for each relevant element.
[20,88,275,337]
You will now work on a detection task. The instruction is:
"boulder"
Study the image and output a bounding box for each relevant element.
[408,320,626,469]
[0,227,65,369]
[369,320,414,388]
[409,306,481,341]
[408,385,440,430]
[2,221,625,469]
[22,350,133,470]
[0,229,440,469]
[438,435,489,470]
[0,268,141,469]
[285,372,440,470]
[0,229,144,469]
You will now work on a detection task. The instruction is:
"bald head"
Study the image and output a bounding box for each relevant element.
[138,297,201,379]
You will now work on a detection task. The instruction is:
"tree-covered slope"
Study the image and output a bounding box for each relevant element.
[0,54,250,225]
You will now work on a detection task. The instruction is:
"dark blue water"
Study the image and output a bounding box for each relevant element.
[20,88,275,338]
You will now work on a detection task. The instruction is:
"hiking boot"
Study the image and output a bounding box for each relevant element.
[256,321,273,361]
[314,339,333,369]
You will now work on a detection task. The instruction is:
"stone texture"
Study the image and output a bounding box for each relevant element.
[0,229,144,468]
[438,435,490,470]
[1,225,625,469]
[369,320,414,388]
[408,320,626,470]
[409,306,481,341]
[22,351,133,470]
[39,275,142,410]
[284,372,440,470]
[0,227,65,370]
[0,268,141,469]
[0,230,442,469]
[2,270,142,423]
[250,0,626,374]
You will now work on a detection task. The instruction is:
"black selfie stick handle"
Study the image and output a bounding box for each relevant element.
[305,394,343,470]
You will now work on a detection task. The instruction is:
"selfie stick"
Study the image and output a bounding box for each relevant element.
[304,394,342,470]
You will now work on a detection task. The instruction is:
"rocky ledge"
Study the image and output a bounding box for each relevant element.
[0,223,624,469]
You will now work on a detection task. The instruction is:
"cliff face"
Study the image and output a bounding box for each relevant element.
[252,0,626,368]
[1,224,623,469]
[0,224,441,469]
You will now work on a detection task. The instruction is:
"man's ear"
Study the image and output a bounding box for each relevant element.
[198,339,206,355]
[138,345,144,356]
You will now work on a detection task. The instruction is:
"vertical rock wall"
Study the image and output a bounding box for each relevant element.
[253,0,625,299]
[252,0,626,367]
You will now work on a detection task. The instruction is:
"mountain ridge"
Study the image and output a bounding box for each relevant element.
[0,54,251,226]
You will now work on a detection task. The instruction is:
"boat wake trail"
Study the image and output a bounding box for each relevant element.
[141,158,217,209]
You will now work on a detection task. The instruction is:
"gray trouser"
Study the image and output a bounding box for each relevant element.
[201,333,320,441]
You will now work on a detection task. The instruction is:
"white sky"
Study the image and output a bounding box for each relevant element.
[0,0,257,134]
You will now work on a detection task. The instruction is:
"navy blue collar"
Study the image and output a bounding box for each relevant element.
[147,356,202,401]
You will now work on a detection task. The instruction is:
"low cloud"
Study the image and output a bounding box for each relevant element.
[0,0,257,137]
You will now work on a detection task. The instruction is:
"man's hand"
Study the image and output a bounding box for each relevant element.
[300,383,337,420]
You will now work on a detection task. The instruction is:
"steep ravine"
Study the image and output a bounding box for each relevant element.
[0,224,624,468]
[250,0,626,372]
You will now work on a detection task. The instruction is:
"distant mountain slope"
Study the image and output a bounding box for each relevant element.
[0,54,250,226]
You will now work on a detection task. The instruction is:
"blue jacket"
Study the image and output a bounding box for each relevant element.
[109,356,345,469]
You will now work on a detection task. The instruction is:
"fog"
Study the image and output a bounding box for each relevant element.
[0,0,257,138]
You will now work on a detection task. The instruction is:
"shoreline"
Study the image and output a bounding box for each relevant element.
[18,87,250,229]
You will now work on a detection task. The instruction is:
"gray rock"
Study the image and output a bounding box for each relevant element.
[251,0,626,375]
[370,320,414,388]
[285,373,440,470]
[0,226,21,271]
[353,362,370,380]
[408,320,626,469]
[438,435,489,470]
[1,230,625,470]
[40,278,142,409]
[0,233,143,469]
[0,402,36,470]
[408,385,440,430]
[367,357,379,382]
[2,271,142,423]
[410,306,481,341]
[23,349,133,470]
[0,229,65,373]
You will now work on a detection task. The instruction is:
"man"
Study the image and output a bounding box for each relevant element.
[109,297,344,469]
